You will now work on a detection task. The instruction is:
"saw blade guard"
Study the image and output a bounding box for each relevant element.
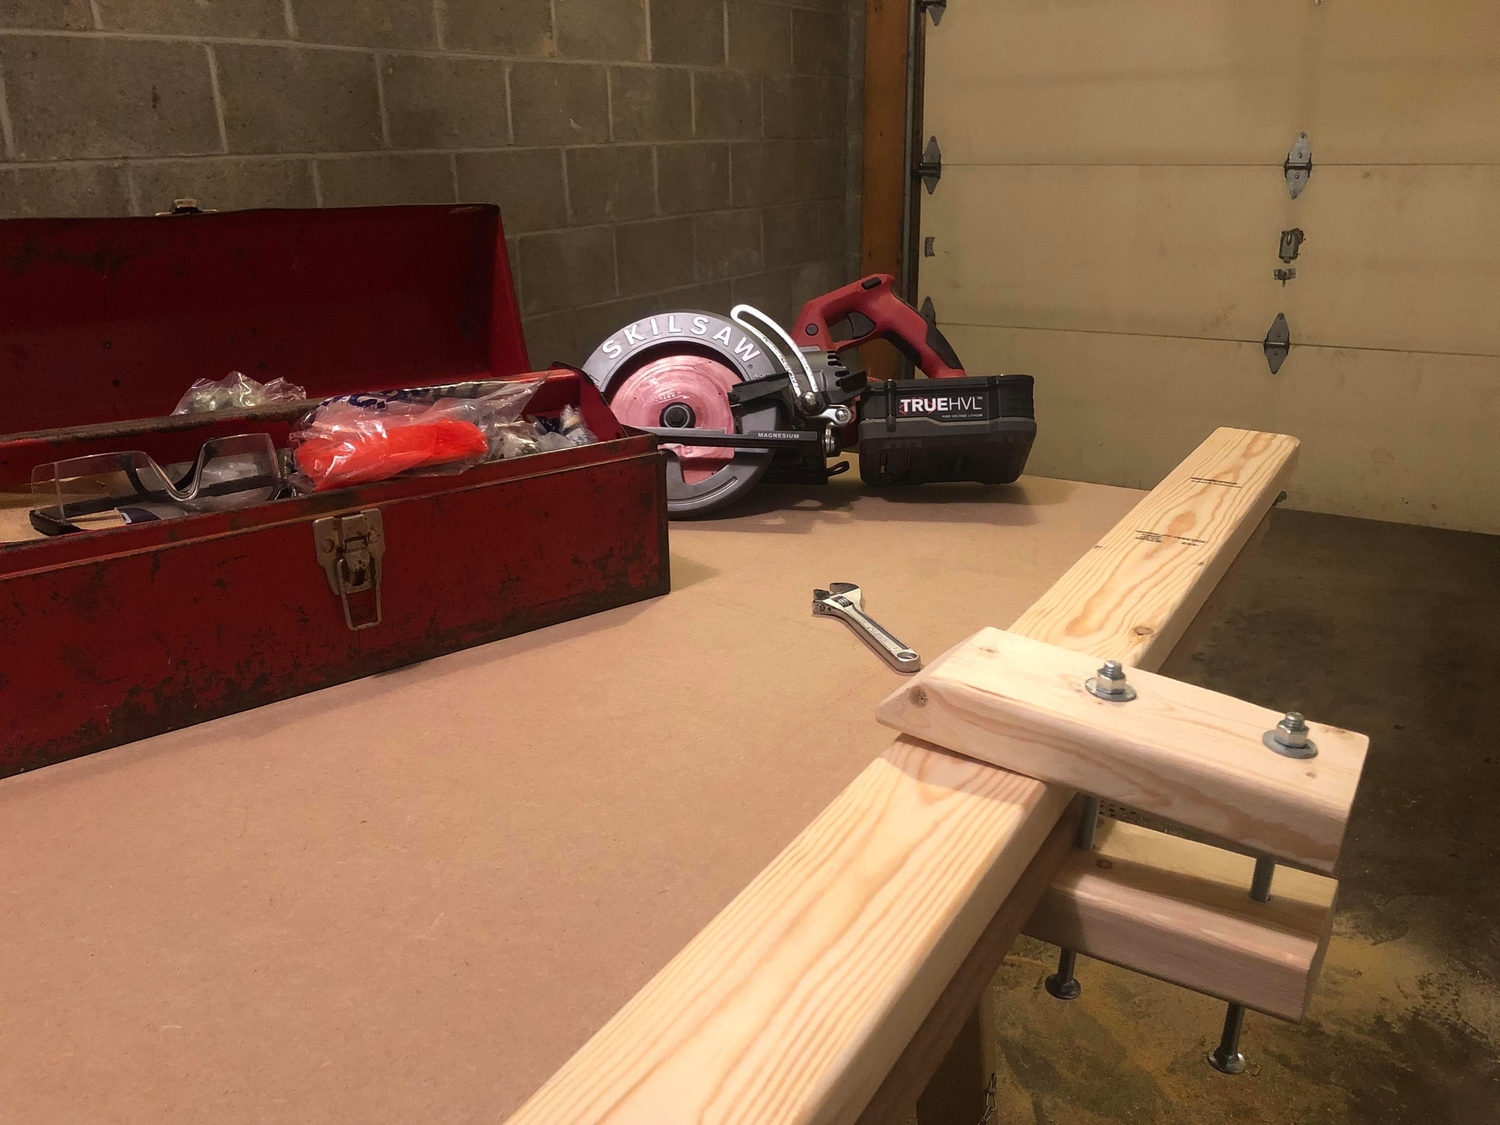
[582,310,785,514]
[606,352,739,481]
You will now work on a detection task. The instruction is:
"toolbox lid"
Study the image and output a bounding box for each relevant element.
[0,205,528,437]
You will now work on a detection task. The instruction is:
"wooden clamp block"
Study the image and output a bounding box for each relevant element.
[1023,819,1338,1020]
[876,628,1369,874]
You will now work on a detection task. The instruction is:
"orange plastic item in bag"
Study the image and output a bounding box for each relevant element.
[293,414,491,492]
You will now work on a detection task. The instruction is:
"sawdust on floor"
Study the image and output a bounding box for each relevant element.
[980,510,1500,1125]
[987,920,1500,1125]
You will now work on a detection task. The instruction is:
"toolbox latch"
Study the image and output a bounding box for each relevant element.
[313,510,386,631]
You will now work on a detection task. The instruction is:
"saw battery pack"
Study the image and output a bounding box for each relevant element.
[857,375,1036,487]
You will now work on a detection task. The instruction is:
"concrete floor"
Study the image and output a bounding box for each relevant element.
[983,509,1500,1123]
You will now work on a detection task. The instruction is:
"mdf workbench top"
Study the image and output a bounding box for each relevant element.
[0,468,1140,1124]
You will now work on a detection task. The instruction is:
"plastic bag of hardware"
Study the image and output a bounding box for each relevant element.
[290,380,540,492]
[172,371,307,415]
[486,404,600,461]
[555,404,598,446]
[490,420,574,460]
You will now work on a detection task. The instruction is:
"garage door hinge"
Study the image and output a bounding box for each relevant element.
[1263,313,1291,374]
[1283,133,1312,198]
[916,136,942,195]
[919,0,946,26]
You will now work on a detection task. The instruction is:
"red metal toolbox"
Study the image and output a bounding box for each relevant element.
[0,205,669,778]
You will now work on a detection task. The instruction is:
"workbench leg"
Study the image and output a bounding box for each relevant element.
[914,1004,988,1125]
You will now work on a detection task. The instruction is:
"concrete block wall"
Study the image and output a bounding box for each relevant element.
[0,0,863,366]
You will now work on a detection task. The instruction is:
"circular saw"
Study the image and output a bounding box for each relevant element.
[580,275,1038,518]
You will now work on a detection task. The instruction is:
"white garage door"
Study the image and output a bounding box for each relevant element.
[920,0,1500,533]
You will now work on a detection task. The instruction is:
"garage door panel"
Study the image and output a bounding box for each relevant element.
[947,324,1500,534]
[926,0,1500,166]
[924,165,1500,356]
[1308,165,1500,356]
[922,166,1280,344]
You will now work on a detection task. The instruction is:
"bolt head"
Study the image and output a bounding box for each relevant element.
[1044,974,1081,1001]
[1085,663,1137,702]
[1275,712,1309,748]
[1263,713,1318,759]
[1208,1049,1247,1076]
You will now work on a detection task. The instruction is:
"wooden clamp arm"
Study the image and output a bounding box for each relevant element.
[875,628,1370,874]
[1023,819,1339,1021]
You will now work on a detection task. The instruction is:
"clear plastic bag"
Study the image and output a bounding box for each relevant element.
[556,404,598,446]
[491,420,573,460]
[290,380,539,493]
[486,402,601,462]
[172,371,307,415]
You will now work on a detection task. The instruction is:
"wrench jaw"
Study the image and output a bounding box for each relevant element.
[813,583,860,612]
[827,581,863,609]
[811,587,861,618]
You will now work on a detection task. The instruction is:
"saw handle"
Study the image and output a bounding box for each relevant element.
[792,274,966,379]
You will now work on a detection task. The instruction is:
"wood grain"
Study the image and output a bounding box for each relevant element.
[504,428,1297,1125]
[855,797,1085,1125]
[1008,427,1298,667]
[506,739,1072,1125]
[1023,819,1339,1021]
[1157,512,1271,677]
[876,628,1368,872]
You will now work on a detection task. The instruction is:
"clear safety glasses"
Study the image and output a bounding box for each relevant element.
[30,433,286,535]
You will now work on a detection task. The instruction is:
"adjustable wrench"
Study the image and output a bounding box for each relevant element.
[812,583,922,673]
